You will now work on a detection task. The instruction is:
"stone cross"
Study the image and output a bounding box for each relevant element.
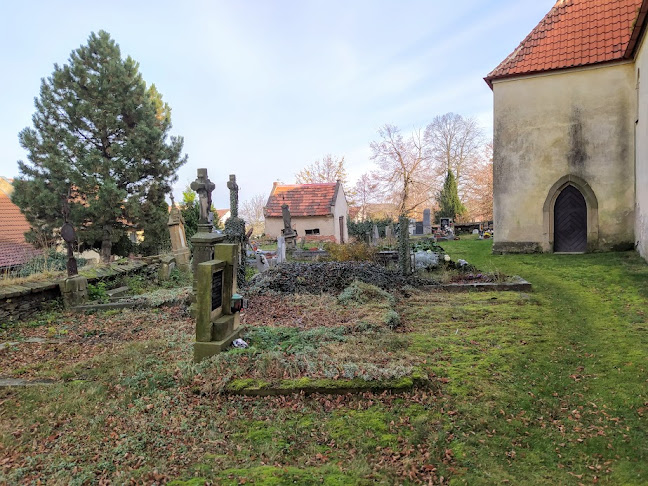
[190,169,215,226]
[227,174,239,218]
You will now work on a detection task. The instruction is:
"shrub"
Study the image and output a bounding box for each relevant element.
[382,310,401,329]
[87,282,109,303]
[337,280,395,306]
[14,249,87,277]
[325,242,377,262]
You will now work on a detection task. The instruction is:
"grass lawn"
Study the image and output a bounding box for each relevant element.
[1,239,647,484]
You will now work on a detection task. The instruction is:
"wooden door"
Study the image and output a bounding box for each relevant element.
[339,216,345,244]
[554,185,587,252]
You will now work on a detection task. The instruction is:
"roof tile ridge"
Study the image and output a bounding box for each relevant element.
[485,0,571,84]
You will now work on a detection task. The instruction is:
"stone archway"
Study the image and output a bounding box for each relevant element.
[543,175,599,252]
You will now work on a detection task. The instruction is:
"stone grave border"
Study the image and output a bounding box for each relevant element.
[0,258,160,323]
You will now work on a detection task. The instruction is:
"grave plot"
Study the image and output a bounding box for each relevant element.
[195,262,433,396]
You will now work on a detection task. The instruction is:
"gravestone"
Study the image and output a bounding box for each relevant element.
[281,204,298,249]
[167,196,191,272]
[59,198,87,308]
[194,243,242,362]
[423,209,432,235]
[385,225,393,239]
[372,224,380,245]
[190,169,225,275]
[277,235,286,263]
[158,255,177,281]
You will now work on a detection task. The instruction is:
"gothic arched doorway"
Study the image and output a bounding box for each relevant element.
[553,185,587,252]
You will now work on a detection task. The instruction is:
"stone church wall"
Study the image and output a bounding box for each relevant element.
[492,62,636,253]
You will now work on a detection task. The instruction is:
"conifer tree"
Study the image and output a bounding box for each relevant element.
[435,170,465,222]
[13,31,187,261]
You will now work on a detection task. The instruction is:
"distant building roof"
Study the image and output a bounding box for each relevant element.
[216,208,230,220]
[0,189,40,268]
[264,182,341,218]
[485,0,647,87]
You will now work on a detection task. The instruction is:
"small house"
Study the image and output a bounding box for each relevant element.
[0,177,40,269]
[264,182,349,243]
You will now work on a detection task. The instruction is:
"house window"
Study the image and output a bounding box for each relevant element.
[305,228,320,235]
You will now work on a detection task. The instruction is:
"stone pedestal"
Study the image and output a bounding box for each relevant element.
[193,243,242,362]
[59,275,88,308]
[191,232,225,274]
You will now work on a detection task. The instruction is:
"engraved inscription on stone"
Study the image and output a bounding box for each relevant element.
[211,270,223,311]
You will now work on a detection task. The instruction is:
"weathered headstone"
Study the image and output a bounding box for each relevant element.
[281,204,297,249]
[254,252,270,272]
[194,243,243,362]
[372,224,380,245]
[423,209,432,235]
[385,224,393,239]
[168,196,191,272]
[158,254,177,281]
[277,235,286,263]
[190,169,225,275]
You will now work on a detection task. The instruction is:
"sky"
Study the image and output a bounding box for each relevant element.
[1,0,551,209]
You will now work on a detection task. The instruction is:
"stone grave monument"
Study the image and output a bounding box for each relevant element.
[190,169,225,274]
[372,223,380,245]
[167,196,191,272]
[277,235,286,263]
[224,174,247,284]
[423,208,432,235]
[194,243,243,362]
[281,204,298,249]
[59,198,87,308]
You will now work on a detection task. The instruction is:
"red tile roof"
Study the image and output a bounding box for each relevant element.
[0,191,40,268]
[485,0,647,86]
[264,183,339,218]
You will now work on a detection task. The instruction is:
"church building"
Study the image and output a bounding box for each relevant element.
[485,0,648,261]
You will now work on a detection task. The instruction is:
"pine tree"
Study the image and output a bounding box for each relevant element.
[435,170,465,222]
[13,31,187,261]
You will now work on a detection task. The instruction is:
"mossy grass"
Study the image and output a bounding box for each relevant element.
[1,238,647,483]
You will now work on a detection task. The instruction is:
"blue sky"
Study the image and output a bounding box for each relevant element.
[1,0,550,209]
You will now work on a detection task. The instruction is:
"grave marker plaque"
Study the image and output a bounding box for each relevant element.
[211,269,223,311]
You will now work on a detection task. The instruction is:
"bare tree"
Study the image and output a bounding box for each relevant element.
[425,113,483,190]
[295,154,348,186]
[352,173,381,221]
[462,142,493,222]
[240,193,266,236]
[370,124,433,216]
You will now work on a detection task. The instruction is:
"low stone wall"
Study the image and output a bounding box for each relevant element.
[0,259,160,324]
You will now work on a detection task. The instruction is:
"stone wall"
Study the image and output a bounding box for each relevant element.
[0,259,159,324]
[492,62,636,253]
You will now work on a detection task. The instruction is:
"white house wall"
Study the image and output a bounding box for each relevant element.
[635,36,648,261]
[492,62,636,253]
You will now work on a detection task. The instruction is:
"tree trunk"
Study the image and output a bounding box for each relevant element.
[101,223,112,263]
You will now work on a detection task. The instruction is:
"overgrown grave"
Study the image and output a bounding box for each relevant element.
[193,261,432,396]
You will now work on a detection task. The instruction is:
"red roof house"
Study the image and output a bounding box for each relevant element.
[485,0,648,259]
[263,182,349,243]
[0,178,40,268]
